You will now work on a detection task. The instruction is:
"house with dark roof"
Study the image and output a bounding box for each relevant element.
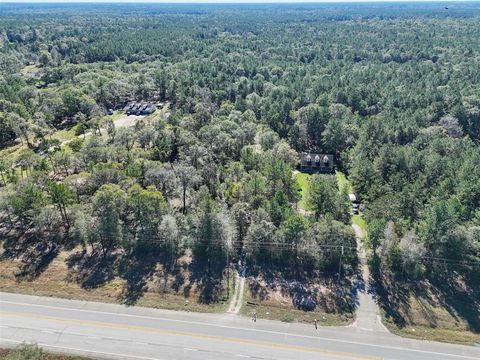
[299,153,334,173]
[124,101,156,116]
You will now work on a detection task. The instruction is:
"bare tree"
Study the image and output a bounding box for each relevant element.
[439,115,463,138]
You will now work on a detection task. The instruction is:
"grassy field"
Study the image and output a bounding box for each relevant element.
[51,129,76,143]
[295,172,311,211]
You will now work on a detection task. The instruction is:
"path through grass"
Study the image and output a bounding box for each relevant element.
[295,172,311,211]
[335,171,368,236]
[352,214,367,235]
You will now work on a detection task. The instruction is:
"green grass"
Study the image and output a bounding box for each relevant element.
[51,129,76,143]
[0,143,24,164]
[352,214,367,236]
[335,170,353,193]
[1,127,76,165]
[335,171,368,236]
[295,172,311,210]
[111,110,124,121]
[20,64,38,75]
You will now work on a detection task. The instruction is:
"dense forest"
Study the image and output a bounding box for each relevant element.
[0,2,479,334]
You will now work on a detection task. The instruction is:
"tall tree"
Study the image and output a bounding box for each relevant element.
[91,184,127,257]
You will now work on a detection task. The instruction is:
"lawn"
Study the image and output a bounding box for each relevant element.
[110,110,124,121]
[295,172,311,211]
[335,170,353,193]
[51,129,76,143]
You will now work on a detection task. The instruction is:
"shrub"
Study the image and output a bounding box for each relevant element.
[5,343,43,360]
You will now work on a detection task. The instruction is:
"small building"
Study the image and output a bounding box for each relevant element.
[299,153,334,173]
[123,101,156,116]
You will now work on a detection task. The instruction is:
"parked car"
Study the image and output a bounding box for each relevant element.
[352,202,360,214]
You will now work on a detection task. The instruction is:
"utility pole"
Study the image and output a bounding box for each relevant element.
[226,249,230,298]
[338,246,344,280]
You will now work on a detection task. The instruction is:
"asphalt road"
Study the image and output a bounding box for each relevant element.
[351,223,386,333]
[1,292,479,360]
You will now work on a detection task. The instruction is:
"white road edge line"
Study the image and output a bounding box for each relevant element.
[0,338,163,360]
[183,348,198,351]
[376,315,390,333]
[4,324,164,348]
[1,300,479,360]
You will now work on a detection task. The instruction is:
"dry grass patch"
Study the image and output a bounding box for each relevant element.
[0,249,231,314]
[376,276,480,345]
[382,293,480,345]
[240,276,354,326]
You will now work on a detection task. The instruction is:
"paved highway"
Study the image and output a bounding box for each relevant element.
[1,292,479,360]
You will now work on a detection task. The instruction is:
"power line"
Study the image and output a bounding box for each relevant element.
[82,232,480,268]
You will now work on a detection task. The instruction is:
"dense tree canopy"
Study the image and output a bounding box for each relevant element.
[0,3,479,307]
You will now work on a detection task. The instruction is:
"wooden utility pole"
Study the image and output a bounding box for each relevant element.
[338,246,344,280]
